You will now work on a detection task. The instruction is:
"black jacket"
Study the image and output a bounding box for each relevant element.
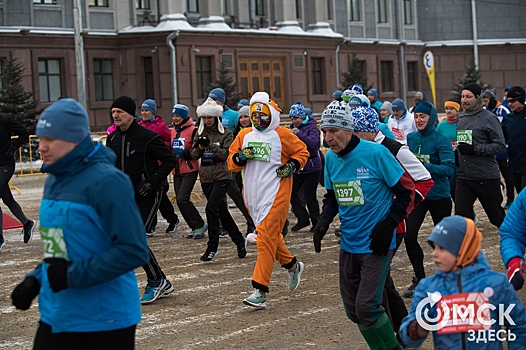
[106,120,176,195]
[0,114,30,167]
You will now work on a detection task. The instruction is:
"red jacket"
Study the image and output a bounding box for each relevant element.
[139,115,171,147]
[171,118,200,175]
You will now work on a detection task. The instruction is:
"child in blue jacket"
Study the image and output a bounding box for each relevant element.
[400,215,526,349]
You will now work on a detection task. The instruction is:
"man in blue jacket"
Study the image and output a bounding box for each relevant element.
[11,98,149,349]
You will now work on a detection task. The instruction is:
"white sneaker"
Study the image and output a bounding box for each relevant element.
[288,261,304,291]
[243,289,267,309]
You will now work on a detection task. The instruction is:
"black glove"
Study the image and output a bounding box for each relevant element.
[457,142,476,155]
[5,145,17,160]
[276,161,297,178]
[369,215,398,256]
[232,147,255,166]
[198,136,210,147]
[137,180,154,197]
[11,276,40,310]
[313,216,331,253]
[44,258,71,293]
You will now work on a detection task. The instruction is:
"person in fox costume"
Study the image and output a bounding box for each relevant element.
[228,92,309,309]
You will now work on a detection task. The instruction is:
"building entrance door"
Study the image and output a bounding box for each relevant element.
[239,58,285,109]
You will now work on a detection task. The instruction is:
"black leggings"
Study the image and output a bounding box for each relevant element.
[404,197,452,280]
[34,321,136,350]
[0,164,29,235]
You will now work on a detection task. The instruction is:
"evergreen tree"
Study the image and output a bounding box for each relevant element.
[340,52,373,92]
[0,50,42,133]
[452,61,491,98]
[207,60,242,109]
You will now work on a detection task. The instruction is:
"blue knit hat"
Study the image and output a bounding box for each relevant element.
[332,90,343,99]
[141,99,157,115]
[352,107,380,133]
[428,215,469,256]
[367,88,378,100]
[414,100,433,116]
[289,102,306,119]
[208,88,226,104]
[392,98,406,111]
[237,99,249,109]
[348,83,363,95]
[36,98,90,143]
[349,96,362,108]
[304,108,313,117]
[172,104,189,120]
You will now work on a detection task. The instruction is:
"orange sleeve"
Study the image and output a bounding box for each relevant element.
[227,128,250,172]
[277,127,310,168]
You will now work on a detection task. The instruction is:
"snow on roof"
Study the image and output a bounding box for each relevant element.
[276,21,305,33]
[197,16,231,30]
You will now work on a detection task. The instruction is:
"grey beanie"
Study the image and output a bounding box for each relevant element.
[381,101,393,114]
[36,98,90,143]
[320,100,354,132]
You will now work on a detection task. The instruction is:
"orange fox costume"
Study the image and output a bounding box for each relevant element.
[227,92,309,293]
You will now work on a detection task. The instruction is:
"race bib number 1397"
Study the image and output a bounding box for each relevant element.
[334,180,364,206]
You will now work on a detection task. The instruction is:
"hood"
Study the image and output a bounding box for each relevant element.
[414,101,438,134]
[249,92,281,133]
[433,251,489,280]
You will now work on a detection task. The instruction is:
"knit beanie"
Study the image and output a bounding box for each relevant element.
[357,95,370,107]
[36,98,90,143]
[237,99,249,109]
[289,102,306,119]
[428,215,482,272]
[320,100,354,132]
[508,86,526,104]
[341,89,353,103]
[381,101,393,114]
[171,104,189,120]
[414,100,434,116]
[444,98,461,112]
[238,105,250,117]
[332,90,343,99]
[367,88,378,100]
[349,96,362,108]
[111,96,136,117]
[391,98,406,111]
[208,88,226,104]
[304,108,313,118]
[352,107,379,133]
[348,83,364,95]
[462,83,482,99]
[140,99,157,114]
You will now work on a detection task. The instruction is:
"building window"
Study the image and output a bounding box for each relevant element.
[93,59,114,101]
[293,54,304,68]
[136,0,150,10]
[380,60,393,92]
[33,0,57,4]
[403,0,413,25]
[186,0,199,13]
[295,0,301,19]
[144,57,154,100]
[38,59,61,103]
[221,0,228,15]
[0,60,3,96]
[378,0,388,23]
[89,0,108,6]
[222,54,233,69]
[407,61,417,92]
[311,58,324,95]
[350,0,361,21]
[255,0,265,16]
[196,56,212,99]
[327,0,333,20]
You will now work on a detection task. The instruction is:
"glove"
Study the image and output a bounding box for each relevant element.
[137,180,154,196]
[291,128,299,135]
[5,145,17,160]
[457,142,476,155]
[174,148,184,159]
[276,161,296,178]
[233,147,255,165]
[197,136,210,147]
[313,216,331,253]
[11,276,40,310]
[369,215,398,256]
[44,258,71,293]
[507,257,526,290]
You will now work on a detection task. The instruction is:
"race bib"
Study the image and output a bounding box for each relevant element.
[40,227,69,259]
[172,138,185,151]
[457,130,472,145]
[203,142,221,159]
[247,141,272,162]
[392,128,405,141]
[334,180,364,206]
[414,153,430,163]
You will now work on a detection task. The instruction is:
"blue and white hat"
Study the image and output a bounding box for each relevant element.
[172,104,189,120]
[320,100,353,132]
[141,99,157,114]
[289,102,306,119]
[352,107,380,133]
